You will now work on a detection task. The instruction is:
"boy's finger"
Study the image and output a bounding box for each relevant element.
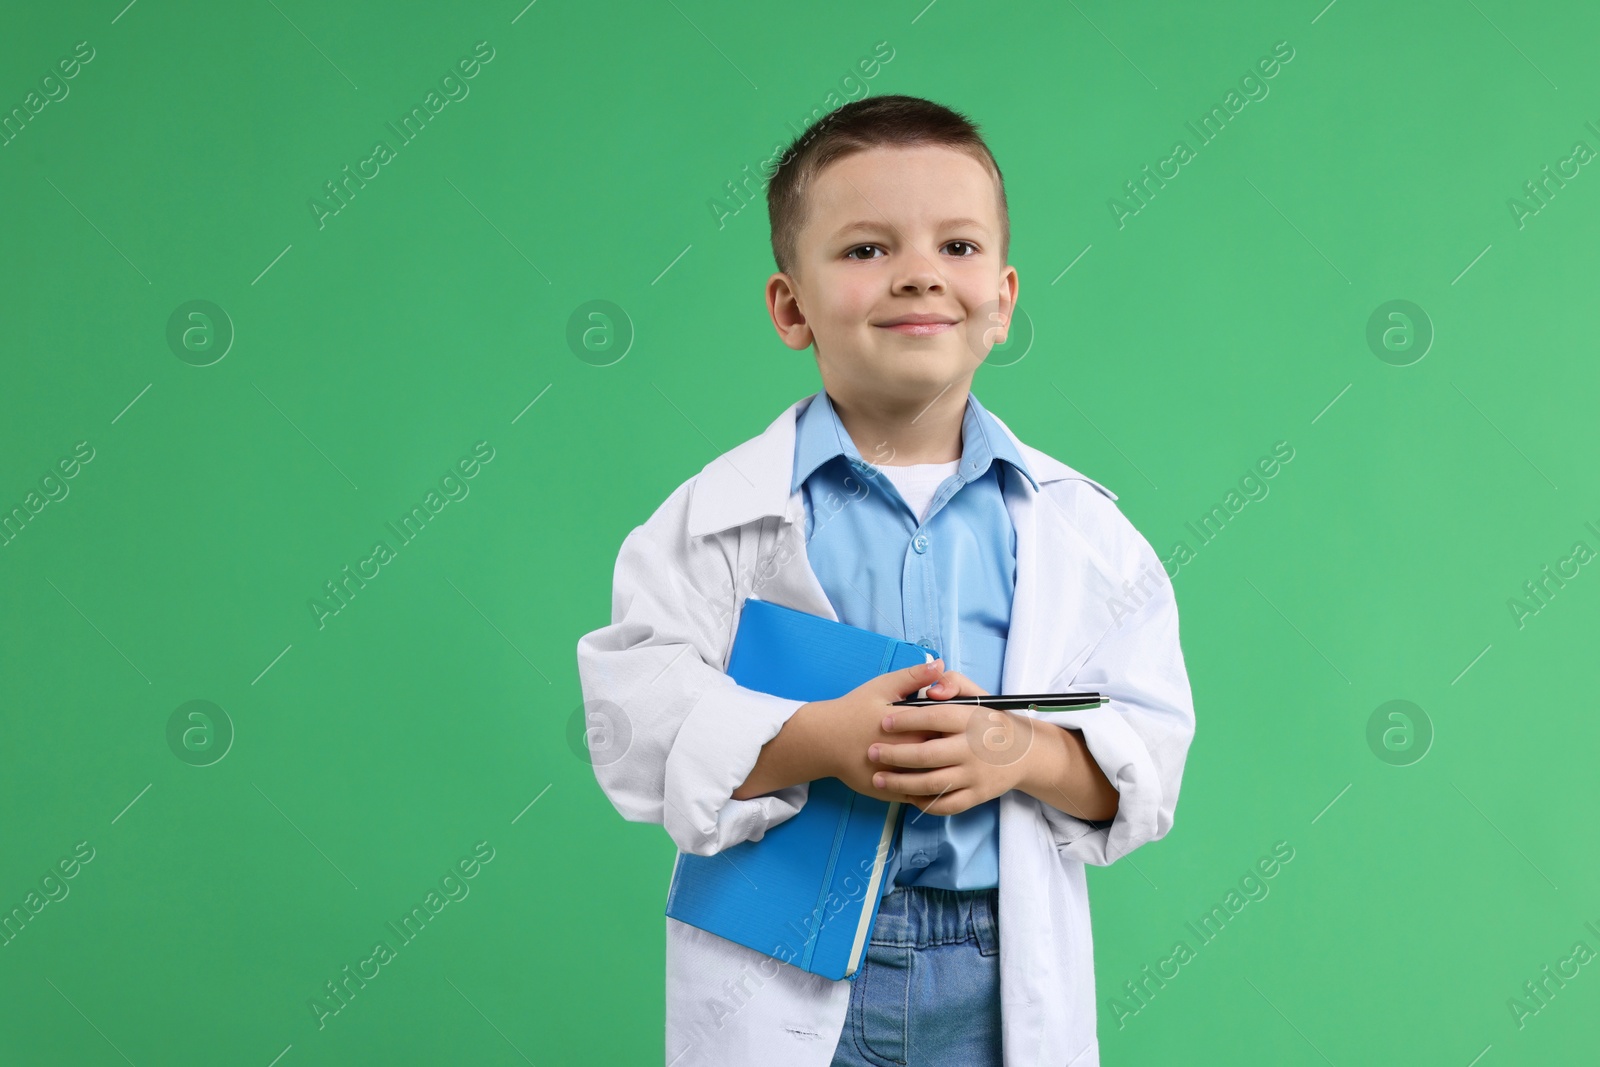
[870,736,958,768]
[872,768,960,795]
[882,658,944,697]
[929,670,986,699]
[881,704,967,734]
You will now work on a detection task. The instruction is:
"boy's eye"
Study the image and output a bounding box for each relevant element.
[845,244,885,261]
[944,240,979,257]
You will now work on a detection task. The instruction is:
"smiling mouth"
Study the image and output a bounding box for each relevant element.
[876,322,957,336]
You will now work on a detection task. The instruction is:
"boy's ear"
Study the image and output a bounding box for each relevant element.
[766,272,814,352]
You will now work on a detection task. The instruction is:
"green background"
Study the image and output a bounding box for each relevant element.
[3,0,1596,1063]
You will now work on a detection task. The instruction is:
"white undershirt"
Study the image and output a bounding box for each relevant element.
[872,459,961,525]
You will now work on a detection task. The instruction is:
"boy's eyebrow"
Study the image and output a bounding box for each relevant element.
[830,217,991,240]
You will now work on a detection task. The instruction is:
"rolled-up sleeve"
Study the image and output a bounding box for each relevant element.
[575,484,810,857]
[1021,507,1195,867]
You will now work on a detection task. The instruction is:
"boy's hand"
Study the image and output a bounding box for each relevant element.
[820,659,947,805]
[866,669,1039,817]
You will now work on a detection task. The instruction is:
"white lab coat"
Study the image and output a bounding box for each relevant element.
[575,393,1195,1066]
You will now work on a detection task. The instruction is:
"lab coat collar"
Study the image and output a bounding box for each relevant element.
[687,390,1117,539]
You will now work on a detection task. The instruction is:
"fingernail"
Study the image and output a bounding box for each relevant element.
[868,745,880,761]
[873,774,884,788]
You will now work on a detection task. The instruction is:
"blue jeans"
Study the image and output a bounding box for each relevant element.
[829,884,1002,1067]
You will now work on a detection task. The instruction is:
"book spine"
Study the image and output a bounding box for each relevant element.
[847,802,901,976]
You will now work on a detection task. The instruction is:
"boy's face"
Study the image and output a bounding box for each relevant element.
[766,144,1018,409]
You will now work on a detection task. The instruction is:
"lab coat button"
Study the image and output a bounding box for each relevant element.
[912,534,930,553]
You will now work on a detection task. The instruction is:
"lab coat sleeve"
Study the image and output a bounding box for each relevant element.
[574,482,811,857]
[1027,499,1196,867]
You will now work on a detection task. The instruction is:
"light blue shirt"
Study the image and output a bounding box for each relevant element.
[791,388,1039,894]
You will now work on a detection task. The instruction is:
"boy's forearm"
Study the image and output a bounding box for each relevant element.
[1016,719,1119,822]
[731,700,836,801]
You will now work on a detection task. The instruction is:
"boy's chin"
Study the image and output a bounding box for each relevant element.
[879,333,989,372]
[888,344,981,382]
[821,342,975,390]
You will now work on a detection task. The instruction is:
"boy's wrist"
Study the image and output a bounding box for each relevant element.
[732,698,837,801]
[795,698,841,782]
[1016,718,1117,822]
[1014,716,1065,801]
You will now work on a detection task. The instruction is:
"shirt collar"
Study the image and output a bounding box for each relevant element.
[790,388,1040,495]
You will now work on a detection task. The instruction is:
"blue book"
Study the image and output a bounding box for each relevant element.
[664,597,937,981]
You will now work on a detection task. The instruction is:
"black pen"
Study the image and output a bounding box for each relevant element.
[890,691,1106,710]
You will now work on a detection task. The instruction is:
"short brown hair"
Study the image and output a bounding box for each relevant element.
[765,94,1009,279]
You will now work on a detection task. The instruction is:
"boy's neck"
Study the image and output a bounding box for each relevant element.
[827,384,968,467]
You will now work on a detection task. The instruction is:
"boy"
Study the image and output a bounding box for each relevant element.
[576,95,1195,1067]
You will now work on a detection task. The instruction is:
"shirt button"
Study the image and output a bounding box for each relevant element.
[912,534,930,553]
[911,851,930,867]
[917,638,936,651]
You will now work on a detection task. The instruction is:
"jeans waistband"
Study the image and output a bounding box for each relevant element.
[871,885,999,953]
